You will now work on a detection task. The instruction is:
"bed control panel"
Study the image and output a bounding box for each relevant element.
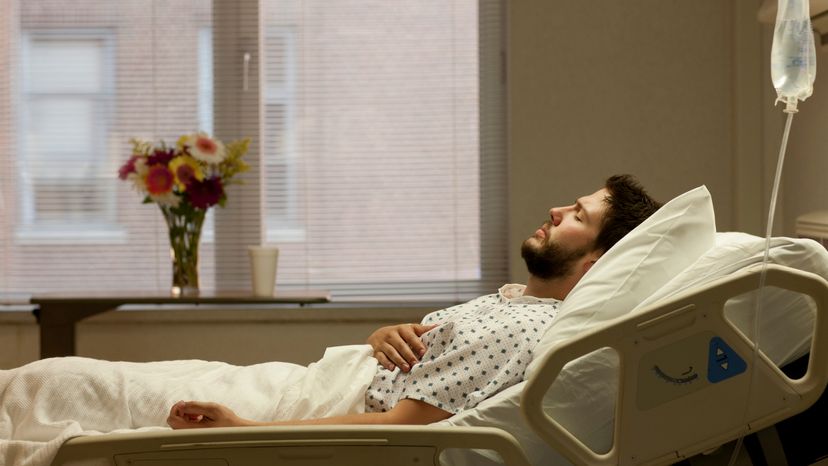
[636,331,747,411]
[707,336,747,383]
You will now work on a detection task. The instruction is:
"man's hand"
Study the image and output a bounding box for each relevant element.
[165,398,451,428]
[367,323,436,372]
[167,401,253,429]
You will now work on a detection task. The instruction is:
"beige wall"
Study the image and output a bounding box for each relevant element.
[0,312,39,368]
[782,35,828,234]
[507,0,778,282]
[508,1,733,279]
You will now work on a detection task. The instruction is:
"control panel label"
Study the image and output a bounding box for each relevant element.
[707,336,747,383]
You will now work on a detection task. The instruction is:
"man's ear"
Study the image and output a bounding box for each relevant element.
[581,250,603,274]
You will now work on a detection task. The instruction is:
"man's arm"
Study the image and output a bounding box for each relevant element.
[167,399,451,429]
[366,323,436,372]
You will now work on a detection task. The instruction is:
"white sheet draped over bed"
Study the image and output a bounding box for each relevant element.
[0,344,377,466]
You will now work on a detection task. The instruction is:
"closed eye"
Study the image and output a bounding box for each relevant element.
[575,200,590,224]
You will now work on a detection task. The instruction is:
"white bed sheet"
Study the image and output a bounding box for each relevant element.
[0,345,377,466]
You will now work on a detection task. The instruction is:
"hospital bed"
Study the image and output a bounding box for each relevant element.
[48,264,828,465]
[44,187,828,465]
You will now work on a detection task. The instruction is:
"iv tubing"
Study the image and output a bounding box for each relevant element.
[726,110,795,466]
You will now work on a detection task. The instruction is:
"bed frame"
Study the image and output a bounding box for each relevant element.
[52,264,828,466]
[51,425,531,466]
[523,264,828,465]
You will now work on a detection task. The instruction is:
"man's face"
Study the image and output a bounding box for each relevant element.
[521,188,609,280]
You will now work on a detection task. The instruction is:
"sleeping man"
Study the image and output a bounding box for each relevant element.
[165,174,661,429]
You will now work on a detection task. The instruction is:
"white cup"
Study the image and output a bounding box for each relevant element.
[248,245,279,297]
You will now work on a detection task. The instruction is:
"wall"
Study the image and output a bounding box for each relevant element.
[507,1,774,282]
[0,311,39,368]
[782,36,828,234]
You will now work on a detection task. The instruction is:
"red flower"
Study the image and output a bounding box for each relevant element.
[147,148,175,166]
[145,165,175,195]
[187,177,224,209]
[118,155,139,180]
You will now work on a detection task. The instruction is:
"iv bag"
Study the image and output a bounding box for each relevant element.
[771,0,817,110]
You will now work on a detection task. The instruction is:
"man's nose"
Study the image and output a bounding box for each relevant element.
[549,204,574,226]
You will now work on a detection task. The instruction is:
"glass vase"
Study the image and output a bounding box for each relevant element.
[160,204,206,296]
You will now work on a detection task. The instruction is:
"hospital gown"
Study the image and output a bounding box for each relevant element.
[365,284,560,414]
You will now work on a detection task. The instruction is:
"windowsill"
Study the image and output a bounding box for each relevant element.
[14,224,128,245]
[0,293,32,305]
[0,299,452,324]
[78,302,445,324]
[0,305,37,324]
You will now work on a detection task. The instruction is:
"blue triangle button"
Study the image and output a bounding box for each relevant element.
[707,336,747,383]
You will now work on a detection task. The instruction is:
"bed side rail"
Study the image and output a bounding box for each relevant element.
[52,424,532,466]
[521,264,828,466]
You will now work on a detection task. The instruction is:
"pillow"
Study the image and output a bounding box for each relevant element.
[439,186,717,466]
[527,185,716,376]
[638,232,828,365]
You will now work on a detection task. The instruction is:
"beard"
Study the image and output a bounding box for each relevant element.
[520,236,589,280]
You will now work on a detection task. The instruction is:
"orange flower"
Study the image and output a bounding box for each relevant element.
[145,164,175,195]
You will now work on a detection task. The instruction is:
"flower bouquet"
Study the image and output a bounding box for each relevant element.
[119,133,250,295]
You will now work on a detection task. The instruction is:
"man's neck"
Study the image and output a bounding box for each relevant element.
[523,274,579,301]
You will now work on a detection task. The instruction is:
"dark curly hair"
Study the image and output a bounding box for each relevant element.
[594,174,662,254]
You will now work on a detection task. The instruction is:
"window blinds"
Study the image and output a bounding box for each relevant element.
[0,0,507,302]
[0,0,218,295]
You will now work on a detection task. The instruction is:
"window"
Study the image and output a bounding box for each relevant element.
[18,32,117,241]
[1,0,215,293]
[263,28,300,240]
[0,0,506,301]
[258,1,507,300]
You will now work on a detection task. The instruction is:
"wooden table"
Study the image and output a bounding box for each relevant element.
[30,291,330,359]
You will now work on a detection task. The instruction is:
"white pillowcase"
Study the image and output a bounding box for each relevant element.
[638,232,828,366]
[527,184,716,376]
[440,185,717,466]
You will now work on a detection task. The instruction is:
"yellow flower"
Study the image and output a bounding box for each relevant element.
[176,135,189,150]
[169,155,205,192]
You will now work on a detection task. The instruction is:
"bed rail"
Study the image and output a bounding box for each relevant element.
[52,424,532,466]
[521,264,828,466]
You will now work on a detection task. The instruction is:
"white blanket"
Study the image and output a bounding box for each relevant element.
[0,344,377,466]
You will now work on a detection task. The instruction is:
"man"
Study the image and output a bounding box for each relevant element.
[167,174,661,429]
